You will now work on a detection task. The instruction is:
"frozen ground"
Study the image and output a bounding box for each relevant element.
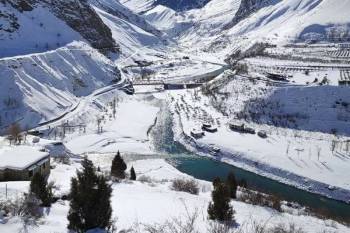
[1,158,349,232]
[46,91,161,155]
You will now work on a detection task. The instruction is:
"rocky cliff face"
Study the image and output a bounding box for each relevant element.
[224,0,276,29]
[45,0,119,54]
[0,0,33,11]
[0,0,118,55]
[90,0,163,38]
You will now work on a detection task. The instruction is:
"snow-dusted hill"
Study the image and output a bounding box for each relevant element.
[91,0,166,60]
[90,0,163,38]
[0,0,170,131]
[121,0,350,55]
[119,0,155,14]
[0,2,83,57]
[0,0,118,57]
[0,42,120,132]
[205,0,350,53]
[224,0,350,44]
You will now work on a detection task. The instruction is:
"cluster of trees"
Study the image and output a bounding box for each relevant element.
[28,150,137,232]
[28,151,240,232]
[111,151,136,181]
[208,172,238,224]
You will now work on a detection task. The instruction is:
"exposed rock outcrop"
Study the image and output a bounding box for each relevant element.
[224,0,277,29]
[44,0,119,54]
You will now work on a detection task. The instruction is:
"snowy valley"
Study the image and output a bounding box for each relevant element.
[0,0,350,232]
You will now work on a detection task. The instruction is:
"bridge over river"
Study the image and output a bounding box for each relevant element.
[132,80,204,90]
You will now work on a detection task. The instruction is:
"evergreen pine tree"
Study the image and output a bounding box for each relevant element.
[111,151,127,179]
[130,166,136,180]
[226,172,237,199]
[238,179,247,188]
[208,182,234,222]
[213,177,221,187]
[68,157,112,233]
[30,172,52,207]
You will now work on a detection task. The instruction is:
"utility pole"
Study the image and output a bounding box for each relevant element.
[113,98,116,119]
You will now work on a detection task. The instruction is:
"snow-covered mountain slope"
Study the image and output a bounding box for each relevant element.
[225,0,350,44]
[224,0,275,29]
[46,0,118,54]
[121,0,350,56]
[119,0,155,14]
[205,0,350,55]
[0,0,118,57]
[0,2,83,57]
[90,0,163,38]
[93,5,165,61]
[142,5,178,31]
[140,0,240,40]
[178,0,241,44]
[0,42,120,132]
[0,0,173,131]
[194,0,349,53]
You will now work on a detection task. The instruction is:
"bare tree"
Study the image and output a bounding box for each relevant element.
[7,123,22,144]
[113,98,117,119]
[317,147,321,161]
[97,117,102,133]
[207,222,237,233]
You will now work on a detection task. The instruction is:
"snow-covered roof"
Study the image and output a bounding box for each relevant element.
[0,146,49,170]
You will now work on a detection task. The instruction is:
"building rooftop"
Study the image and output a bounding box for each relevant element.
[0,146,49,170]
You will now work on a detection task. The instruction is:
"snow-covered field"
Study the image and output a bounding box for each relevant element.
[1,158,349,232]
[65,93,160,155]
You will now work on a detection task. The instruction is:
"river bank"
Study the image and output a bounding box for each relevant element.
[148,96,350,223]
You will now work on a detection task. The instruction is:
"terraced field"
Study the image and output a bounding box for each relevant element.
[328,49,350,58]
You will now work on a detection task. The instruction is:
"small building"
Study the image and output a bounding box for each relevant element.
[229,123,245,132]
[339,70,350,86]
[190,128,205,139]
[202,123,218,133]
[266,72,288,82]
[257,130,268,138]
[229,123,256,134]
[0,146,50,181]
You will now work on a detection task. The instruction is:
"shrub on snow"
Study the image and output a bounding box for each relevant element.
[171,178,199,195]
